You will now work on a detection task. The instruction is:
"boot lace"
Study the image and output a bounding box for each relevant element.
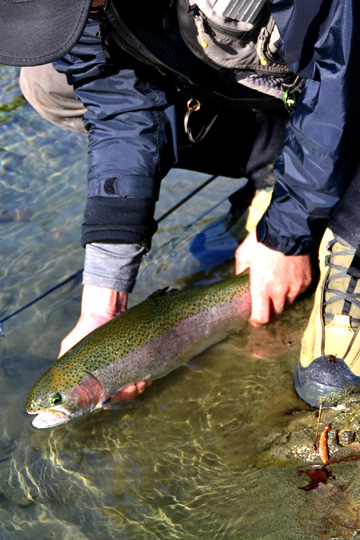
[324,239,360,328]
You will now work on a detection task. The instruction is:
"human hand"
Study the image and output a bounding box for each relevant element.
[58,284,128,358]
[235,231,312,325]
[58,284,150,399]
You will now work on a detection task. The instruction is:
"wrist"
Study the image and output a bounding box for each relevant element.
[80,284,128,319]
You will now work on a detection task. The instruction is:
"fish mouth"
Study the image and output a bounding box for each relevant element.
[31,408,71,429]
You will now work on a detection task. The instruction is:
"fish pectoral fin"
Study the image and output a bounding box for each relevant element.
[185,357,205,371]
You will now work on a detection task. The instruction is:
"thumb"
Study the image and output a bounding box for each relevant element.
[235,256,249,275]
[235,234,253,275]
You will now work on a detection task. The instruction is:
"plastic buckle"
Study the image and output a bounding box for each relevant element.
[283,87,298,112]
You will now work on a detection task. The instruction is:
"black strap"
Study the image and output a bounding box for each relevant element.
[348,247,360,279]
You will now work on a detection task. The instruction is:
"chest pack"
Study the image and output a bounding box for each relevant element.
[177,0,297,100]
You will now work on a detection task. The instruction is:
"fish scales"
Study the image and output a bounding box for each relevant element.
[91,276,250,394]
[27,274,250,428]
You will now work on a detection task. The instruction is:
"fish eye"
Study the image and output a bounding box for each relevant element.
[49,392,62,406]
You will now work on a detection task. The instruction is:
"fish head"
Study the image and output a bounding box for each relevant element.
[27,361,107,429]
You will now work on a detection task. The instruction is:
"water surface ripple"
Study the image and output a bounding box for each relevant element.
[0,65,333,540]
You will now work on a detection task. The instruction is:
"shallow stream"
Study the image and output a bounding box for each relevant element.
[0,65,356,540]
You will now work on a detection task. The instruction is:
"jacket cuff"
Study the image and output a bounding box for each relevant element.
[256,215,318,255]
[81,196,157,248]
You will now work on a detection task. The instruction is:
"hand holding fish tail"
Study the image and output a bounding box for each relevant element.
[235,231,312,325]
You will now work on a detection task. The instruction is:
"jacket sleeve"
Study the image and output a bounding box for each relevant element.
[53,19,177,249]
[257,0,360,255]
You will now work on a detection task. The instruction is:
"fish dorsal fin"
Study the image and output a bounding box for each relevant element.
[146,287,180,300]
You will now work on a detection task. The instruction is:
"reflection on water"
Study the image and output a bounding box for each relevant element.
[0,66,337,540]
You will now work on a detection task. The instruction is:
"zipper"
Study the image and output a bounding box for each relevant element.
[256,25,268,66]
[194,12,209,48]
[256,16,285,67]
[189,4,251,37]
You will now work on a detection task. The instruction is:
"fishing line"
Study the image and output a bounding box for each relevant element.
[156,174,218,223]
[0,174,219,335]
[0,270,83,336]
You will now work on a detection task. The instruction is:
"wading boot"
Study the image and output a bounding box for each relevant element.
[294,229,360,407]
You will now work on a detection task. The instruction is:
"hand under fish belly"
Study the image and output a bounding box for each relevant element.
[27,274,251,429]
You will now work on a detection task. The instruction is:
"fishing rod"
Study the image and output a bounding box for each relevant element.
[0,174,219,335]
[0,270,83,336]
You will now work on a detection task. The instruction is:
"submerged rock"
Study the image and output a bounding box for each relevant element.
[258,392,360,468]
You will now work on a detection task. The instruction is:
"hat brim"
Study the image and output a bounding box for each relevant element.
[0,0,93,66]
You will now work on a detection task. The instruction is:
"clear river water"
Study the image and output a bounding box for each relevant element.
[0,65,347,540]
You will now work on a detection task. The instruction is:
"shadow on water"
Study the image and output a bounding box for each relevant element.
[1,67,357,540]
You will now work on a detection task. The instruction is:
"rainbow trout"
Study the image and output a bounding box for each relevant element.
[27,274,250,429]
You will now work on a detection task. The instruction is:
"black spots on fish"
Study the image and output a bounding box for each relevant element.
[27,392,43,412]
[34,276,247,391]
[95,363,122,389]
[27,361,87,412]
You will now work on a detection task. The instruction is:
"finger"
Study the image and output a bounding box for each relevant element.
[119,381,150,398]
[249,291,271,325]
[58,321,96,358]
[285,291,298,306]
[135,381,151,394]
[235,247,249,275]
[284,272,312,306]
[235,259,249,275]
[235,233,255,275]
[271,292,287,315]
[111,383,140,401]
[58,335,77,358]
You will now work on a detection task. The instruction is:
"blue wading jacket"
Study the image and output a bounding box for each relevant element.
[54,0,360,255]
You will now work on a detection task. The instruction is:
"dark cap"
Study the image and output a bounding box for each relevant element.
[0,0,93,66]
